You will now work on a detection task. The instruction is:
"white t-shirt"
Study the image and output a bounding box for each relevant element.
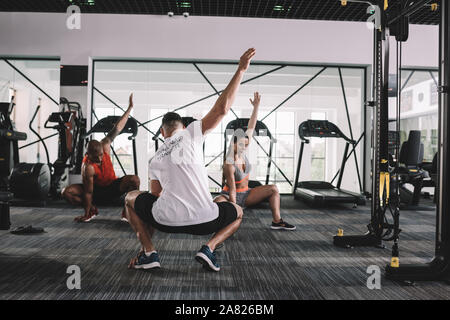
[149,120,219,226]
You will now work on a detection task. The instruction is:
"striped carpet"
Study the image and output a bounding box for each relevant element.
[0,196,449,300]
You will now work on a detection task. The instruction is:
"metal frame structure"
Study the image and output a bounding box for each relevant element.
[0,0,441,25]
[330,0,450,282]
[385,0,450,281]
[334,0,416,249]
[91,59,367,192]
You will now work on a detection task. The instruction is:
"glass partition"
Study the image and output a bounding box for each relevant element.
[0,58,60,164]
[92,60,366,193]
[389,69,439,163]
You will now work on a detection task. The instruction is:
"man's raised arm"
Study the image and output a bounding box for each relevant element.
[245,91,260,141]
[102,93,134,148]
[201,48,256,135]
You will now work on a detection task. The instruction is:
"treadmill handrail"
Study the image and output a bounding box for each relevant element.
[298,120,355,144]
[84,116,138,140]
[44,112,74,130]
[224,118,275,142]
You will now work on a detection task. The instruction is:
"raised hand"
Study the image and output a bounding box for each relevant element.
[249,92,261,108]
[128,93,134,110]
[238,48,256,72]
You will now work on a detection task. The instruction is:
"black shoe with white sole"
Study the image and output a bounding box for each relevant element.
[133,251,161,269]
[195,245,220,272]
[271,219,296,231]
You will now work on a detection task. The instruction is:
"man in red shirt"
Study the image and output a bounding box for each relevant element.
[62,94,140,222]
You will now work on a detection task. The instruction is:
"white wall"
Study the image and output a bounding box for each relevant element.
[0,12,438,66]
[0,12,439,126]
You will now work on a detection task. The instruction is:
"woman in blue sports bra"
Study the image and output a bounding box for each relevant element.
[214,92,296,231]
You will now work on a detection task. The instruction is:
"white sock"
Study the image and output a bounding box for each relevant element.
[145,250,156,256]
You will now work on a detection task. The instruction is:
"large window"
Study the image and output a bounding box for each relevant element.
[389,68,439,163]
[0,58,60,164]
[92,61,366,193]
[310,112,327,181]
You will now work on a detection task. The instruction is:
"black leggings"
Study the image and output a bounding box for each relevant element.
[92,177,124,204]
[134,192,238,235]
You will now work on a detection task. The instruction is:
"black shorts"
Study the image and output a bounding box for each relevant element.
[92,177,124,205]
[134,192,238,235]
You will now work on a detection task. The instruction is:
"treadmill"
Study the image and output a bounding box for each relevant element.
[293,120,366,207]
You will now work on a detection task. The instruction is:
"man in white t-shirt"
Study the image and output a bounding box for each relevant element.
[124,48,256,272]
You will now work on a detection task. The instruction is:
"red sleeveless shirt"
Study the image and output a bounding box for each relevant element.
[82,152,117,186]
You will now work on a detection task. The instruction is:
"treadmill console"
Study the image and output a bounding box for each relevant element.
[85,116,138,140]
[298,120,354,143]
[47,112,73,124]
[225,118,273,138]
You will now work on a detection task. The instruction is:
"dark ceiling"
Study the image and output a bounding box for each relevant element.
[0,0,441,25]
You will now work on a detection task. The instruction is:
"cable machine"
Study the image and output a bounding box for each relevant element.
[386,0,450,281]
[334,0,450,281]
[334,0,398,249]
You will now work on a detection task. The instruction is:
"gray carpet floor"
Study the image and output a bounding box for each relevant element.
[1,196,449,300]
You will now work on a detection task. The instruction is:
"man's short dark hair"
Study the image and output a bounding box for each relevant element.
[87,139,103,155]
[162,112,182,129]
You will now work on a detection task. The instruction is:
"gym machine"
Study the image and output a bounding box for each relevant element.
[293,120,366,207]
[9,98,86,203]
[334,0,450,282]
[333,0,405,250]
[0,100,27,229]
[385,0,450,281]
[390,130,431,208]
